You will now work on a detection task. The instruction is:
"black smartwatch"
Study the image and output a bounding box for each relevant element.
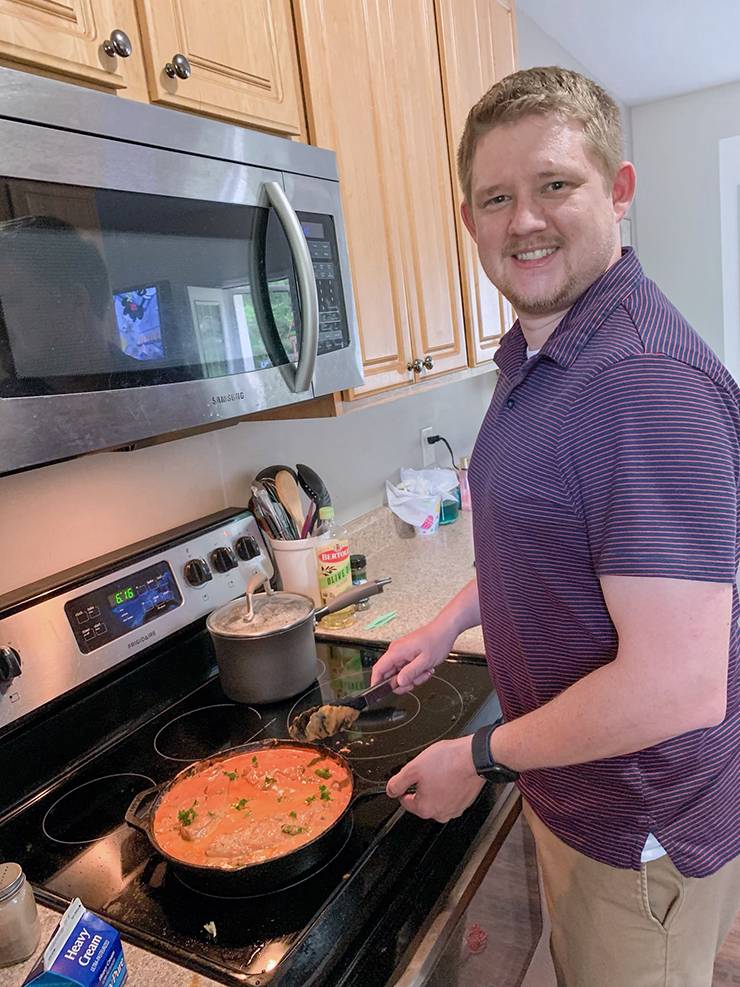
[471,720,519,782]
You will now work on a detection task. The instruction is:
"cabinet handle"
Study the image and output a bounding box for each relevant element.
[422,356,434,371]
[165,54,192,80]
[407,359,423,373]
[102,29,132,59]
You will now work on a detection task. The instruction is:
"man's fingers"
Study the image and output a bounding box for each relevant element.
[396,657,431,690]
[386,762,419,798]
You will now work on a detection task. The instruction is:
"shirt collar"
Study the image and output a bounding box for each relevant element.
[493,248,645,378]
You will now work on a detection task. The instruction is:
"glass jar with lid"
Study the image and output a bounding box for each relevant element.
[0,862,41,967]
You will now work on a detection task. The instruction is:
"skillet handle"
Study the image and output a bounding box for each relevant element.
[351,782,416,805]
[124,784,161,834]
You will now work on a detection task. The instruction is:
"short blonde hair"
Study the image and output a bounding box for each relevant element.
[457,66,623,204]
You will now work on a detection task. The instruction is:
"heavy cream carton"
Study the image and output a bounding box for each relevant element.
[22,898,127,986]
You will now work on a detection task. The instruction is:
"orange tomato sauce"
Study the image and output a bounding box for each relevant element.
[153,746,352,870]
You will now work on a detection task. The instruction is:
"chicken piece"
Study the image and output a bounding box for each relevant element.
[289,704,360,741]
[180,808,224,842]
[205,817,294,860]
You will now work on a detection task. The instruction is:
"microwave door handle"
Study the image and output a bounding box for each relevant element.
[263,181,318,393]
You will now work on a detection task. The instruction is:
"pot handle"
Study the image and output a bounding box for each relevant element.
[314,576,392,622]
[125,784,161,834]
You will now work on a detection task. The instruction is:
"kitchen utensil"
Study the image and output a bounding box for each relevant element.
[365,610,398,629]
[125,739,392,896]
[327,677,397,711]
[300,503,315,539]
[251,482,297,540]
[289,678,398,740]
[206,574,391,703]
[275,469,305,534]
[296,464,331,535]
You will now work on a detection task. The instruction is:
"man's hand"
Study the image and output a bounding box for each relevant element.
[386,736,485,822]
[370,618,459,693]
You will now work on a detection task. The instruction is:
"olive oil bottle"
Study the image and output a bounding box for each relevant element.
[315,506,355,629]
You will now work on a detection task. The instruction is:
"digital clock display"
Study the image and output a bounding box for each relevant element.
[65,561,182,654]
[108,586,136,607]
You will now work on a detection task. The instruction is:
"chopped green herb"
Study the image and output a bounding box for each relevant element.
[305,794,317,805]
[251,755,258,766]
[281,824,306,836]
[289,810,298,819]
[319,784,332,802]
[177,803,197,826]
[262,775,276,789]
[232,798,250,811]
[314,767,332,779]
[223,770,238,781]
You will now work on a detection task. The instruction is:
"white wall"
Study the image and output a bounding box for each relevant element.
[631,80,740,367]
[0,371,495,594]
[516,11,636,246]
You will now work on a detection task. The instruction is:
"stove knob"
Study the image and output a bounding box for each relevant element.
[0,647,21,683]
[211,546,238,573]
[235,535,260,561]
[184,558,213,586]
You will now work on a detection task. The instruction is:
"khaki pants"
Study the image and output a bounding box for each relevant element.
[522,800,740,987]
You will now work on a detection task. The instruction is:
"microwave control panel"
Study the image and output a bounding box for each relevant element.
[300,212,350,356]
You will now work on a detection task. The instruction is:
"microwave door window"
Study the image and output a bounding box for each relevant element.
[0,176,307,398]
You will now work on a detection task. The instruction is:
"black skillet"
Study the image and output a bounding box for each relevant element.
[125,738,393,896]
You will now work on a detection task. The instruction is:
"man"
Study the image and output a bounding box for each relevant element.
[371,67,740,986]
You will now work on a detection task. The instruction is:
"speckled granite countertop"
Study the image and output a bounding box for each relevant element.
[0,903,222,986]
[319,507,485,656]
[0,509,485,987]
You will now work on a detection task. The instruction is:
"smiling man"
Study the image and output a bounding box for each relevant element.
[372,67,740,986]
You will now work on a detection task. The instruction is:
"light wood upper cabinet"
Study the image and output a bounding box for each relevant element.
[135,0,303,135]
[0,0,142,90]
[295,0,467,398]
[436,0,517,365]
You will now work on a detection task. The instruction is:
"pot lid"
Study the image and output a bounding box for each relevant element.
[207,591,313,638]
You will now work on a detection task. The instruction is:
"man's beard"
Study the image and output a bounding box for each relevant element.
[501,273,581,316]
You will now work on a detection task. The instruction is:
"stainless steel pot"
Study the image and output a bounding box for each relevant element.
[206,571,391,703]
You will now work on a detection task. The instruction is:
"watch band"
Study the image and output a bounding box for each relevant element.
[471,720,519,782]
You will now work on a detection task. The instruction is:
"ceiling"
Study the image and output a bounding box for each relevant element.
[517,0,740,106]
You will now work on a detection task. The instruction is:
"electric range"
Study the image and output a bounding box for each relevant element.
[0,509,507,986]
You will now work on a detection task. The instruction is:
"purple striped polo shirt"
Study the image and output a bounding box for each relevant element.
[469,247,740,877]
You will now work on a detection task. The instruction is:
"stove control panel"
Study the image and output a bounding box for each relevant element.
[0,509,273,730]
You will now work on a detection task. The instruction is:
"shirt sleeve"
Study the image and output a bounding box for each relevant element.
[559,355,740,583]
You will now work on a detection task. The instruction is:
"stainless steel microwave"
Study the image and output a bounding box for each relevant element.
[0,68,363,476]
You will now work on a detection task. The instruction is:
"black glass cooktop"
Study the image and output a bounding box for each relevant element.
[0,634,502,987]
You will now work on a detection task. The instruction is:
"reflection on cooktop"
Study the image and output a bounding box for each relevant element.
[42,773,155,845]
[154,703,267,762]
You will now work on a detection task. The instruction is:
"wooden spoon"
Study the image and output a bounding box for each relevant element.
[275,469,305,535]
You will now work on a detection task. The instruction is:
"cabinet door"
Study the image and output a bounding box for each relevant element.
[295,0,466,398]
[436,0,518,365]
[0,0,136,89]
[295,0,414,397]
[389,0,467,382]
[136,0,303,135]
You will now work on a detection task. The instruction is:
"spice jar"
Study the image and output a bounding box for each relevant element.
[350,554,371,611]
[0,863,40,967]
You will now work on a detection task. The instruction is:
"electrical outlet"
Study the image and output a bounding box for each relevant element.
[420,426,435,467]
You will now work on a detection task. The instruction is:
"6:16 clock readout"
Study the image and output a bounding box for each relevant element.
[107,586,136,607]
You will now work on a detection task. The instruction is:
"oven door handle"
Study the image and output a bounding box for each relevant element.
[390,785,521,987]
[263,181,319,393]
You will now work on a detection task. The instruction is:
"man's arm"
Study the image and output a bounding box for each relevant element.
[491,574,731,772]
[370,577,481,689]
